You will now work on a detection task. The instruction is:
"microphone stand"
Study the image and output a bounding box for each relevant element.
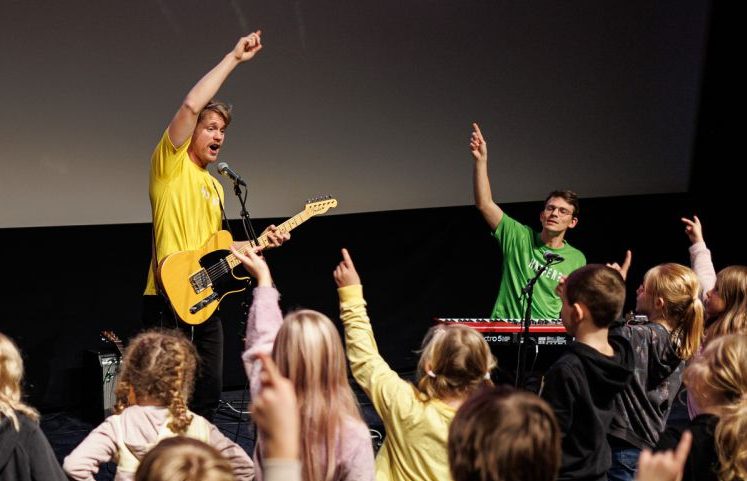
[233,181,259,246]
[515,256,557,388]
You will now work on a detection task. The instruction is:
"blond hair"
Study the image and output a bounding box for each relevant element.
[707,266,747,340]
[135,436,235,481]
[114,330,197,433]
[449,386,560,481]
[643,263,704,360]
[272,309,363,481]
[684,334,747,481]
[0,332,39,430]
[198,100,232,127]
[416,324,496,401]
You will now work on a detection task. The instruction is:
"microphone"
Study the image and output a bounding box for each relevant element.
[543,251,564,263]
[217,162,246,186]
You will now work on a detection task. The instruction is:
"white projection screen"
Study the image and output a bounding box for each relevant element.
[0,0,709,228]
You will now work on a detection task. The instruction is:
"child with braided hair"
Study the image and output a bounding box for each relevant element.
[63,329,253,481]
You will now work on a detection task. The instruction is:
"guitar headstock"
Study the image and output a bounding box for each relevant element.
[304,195,338,215]
[100,330,125,356]
[100,330,121,344]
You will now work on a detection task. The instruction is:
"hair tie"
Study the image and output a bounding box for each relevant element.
[484,372,491,380]
[427,370,437,378]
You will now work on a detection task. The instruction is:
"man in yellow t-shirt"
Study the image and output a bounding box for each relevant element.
[142,31,288,421]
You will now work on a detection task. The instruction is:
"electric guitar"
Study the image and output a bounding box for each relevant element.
[158,196,337,325]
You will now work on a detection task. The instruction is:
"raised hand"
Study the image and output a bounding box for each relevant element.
[334,248,361,287]
[681,216,704,245]
[231,245,272,286]
[635,431,691,481]
[606,250,633,281]
[469,122,488,163]
[232,30,263,63]
[251,353,300,460]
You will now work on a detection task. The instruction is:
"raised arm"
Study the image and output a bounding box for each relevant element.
[681,216,716,297]
[334,249,418,418]
[168,31,263,147]
[606,250,633,281]
[233,246,284,397]
[470,122,503,231]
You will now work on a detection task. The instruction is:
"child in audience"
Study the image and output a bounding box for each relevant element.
[682,216,747,339]
[63,330,253,481]
[234,246,374,481]
[0,332,68,481]
[448,385,561,481]
[333,248,496,481]
[134,437,235,481]
[539,264,634,481]
[657,334,747,481]
[135,353,300,481]
[682,216,747,419]
[607,263,704,481]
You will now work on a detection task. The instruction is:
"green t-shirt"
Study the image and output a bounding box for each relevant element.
[491,214,586,319]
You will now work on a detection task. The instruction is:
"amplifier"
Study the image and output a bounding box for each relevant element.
[82,350,122,422]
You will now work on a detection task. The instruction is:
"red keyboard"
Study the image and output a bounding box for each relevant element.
[435,319,571,345]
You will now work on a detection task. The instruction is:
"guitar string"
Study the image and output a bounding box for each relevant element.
[192,208,322,285]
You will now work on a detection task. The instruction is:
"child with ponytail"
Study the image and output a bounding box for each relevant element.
[607,263,704,481]
[334,248,496,481]
[657,334,747,481]
[63,329,253,481]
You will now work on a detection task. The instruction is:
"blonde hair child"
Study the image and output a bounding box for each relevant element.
[0,332,68,481]
[334,248,496,481]
[608,263,704,481]
[657,334,747,481]
[63,330,253,481]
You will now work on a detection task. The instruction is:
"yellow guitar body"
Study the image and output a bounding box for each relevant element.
[158,230,248,325]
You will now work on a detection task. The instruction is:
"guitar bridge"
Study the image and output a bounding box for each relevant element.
[190,292,219,314]
[189,269,211,294]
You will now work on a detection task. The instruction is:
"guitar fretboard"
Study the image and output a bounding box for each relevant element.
[225,210,310,269]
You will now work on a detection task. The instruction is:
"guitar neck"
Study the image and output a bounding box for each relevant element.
[225,210,311,269]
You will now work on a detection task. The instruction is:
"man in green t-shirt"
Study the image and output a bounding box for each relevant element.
[469,123,586,320]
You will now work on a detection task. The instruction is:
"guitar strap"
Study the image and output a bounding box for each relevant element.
[211,179,234,237]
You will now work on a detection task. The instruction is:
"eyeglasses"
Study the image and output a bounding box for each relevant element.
[544,205,573,216]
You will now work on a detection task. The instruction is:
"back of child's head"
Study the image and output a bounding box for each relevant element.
[708,265,747,339]
[416,324,496,401]
[564,264,626,328]
[0,332,39,429]
[642,263,704,359]
[448,385,561,481]
[134,436,234,481]
[684,334,747,481]
[272,309,362,481]
[114,329,198,434]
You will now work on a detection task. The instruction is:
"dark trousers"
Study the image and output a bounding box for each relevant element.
[141,295,223,422]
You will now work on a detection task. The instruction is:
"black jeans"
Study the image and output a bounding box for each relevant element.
[141,295,223,422]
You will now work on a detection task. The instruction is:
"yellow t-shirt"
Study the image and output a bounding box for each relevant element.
[144,130,224,295]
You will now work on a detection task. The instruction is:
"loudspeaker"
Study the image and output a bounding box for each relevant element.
[81,349,122,423]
